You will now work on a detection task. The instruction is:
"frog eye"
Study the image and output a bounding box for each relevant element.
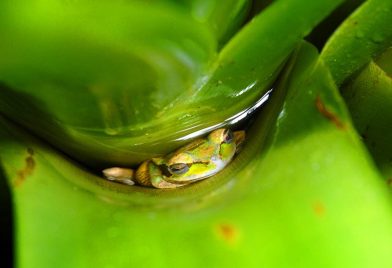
[168,163,189,175]
[222,129,234,144]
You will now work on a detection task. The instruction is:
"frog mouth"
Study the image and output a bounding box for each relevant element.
[159,161,225,185]
[158,161,210,178]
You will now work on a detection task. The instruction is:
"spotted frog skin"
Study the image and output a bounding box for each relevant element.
[103,129,245,189]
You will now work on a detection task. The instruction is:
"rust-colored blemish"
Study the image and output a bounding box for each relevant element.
[315,95,346,130]
[13,148,36,187]
[386,178,392,186]
[216,223,240,245]
[312,201,326,217]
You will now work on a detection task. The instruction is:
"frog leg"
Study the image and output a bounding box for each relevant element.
[102,167,135,186]
[134,160,186,188]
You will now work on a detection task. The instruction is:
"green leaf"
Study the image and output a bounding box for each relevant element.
[320,0,392,86]
[306,0,365,49]
[376,46,392,76]
[0,1,216,166]
[183,0,252,46]
[0,0,343,167]
[342,56,392,178]
[2,42,392,267]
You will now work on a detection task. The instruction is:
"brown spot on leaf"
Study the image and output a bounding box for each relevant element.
[216,223,240,245]
[312,201,326,217]
[14,148,36,187]
[387,178,392,186]
[315,95,346,130]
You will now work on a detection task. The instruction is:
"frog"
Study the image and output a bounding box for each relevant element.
[102,128,245,189]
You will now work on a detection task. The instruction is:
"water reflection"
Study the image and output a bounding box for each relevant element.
[175,88,272,141]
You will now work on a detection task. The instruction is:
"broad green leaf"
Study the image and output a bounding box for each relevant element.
[0,0,343,167]
[320,0,392,86]
[342,58,392,178]
[184,0,252,46]
[306,0,365,49]
[376,46,392,76]
[0,1,217,166]
[2,42,392,268]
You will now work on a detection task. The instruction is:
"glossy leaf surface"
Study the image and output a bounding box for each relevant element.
[2,43,392,267]
[321,0,392,86]
[342,55,392,178]
[0,0,343,167]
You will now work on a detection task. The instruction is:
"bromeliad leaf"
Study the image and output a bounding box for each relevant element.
[0,0,343,168]
[2,42,392,267]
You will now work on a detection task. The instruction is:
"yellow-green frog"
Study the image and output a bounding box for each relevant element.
[103,128,245,189]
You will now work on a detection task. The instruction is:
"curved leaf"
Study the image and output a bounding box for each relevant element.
[185,0,252,46]
[376,46,392,76]
[2,42,392,267]
[342,57,392,178]
[320,0,392,86]
[0,0,343,167]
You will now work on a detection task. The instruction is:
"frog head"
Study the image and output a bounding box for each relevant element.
[152,128,243,184]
